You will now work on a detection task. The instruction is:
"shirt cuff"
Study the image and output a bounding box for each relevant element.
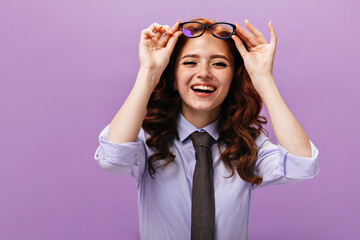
[278,139,319,179]
[94,124,144,166]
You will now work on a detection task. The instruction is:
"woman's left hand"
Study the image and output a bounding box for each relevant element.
[231,20,277,80]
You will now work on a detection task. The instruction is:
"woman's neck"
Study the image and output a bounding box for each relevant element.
[181,107,221,129]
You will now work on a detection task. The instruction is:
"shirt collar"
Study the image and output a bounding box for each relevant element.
[177,112,220,142]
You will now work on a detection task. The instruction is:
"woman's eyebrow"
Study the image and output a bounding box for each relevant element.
[180,54,230,62]
[180,54,200,60]
[211,55,230,62]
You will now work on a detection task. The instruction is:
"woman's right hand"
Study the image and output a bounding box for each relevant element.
[138,20,182,79]
[108,21,182,144]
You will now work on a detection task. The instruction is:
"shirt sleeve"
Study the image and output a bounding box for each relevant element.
[252,132,319,190]
[93,124,147,185]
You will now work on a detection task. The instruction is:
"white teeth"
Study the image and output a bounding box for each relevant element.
[192,85,215,91]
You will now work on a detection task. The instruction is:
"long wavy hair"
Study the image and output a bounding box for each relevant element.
[142,18,268,185]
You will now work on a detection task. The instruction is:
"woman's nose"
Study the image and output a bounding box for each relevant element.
[197,65,213,80]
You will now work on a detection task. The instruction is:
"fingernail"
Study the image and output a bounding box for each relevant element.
[169,29,173,34]
[245,19,249,23]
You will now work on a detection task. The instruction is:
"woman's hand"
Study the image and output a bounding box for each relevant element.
[139,20,182,77]
[231,20,277,80]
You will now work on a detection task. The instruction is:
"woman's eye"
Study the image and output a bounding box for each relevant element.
[214,62,227,67]
[183,61,196,65]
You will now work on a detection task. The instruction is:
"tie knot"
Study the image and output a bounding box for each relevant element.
[190,131,215,149]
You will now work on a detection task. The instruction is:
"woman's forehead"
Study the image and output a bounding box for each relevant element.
[179,33,233,60]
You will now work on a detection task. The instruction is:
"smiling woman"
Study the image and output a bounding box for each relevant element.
[174,32,234,127]
[94,17,319,240]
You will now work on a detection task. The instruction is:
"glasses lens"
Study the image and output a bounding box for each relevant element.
[211,23,234,39]
[181,22,204,38]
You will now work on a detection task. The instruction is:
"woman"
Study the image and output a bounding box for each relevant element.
[94,18,319,240]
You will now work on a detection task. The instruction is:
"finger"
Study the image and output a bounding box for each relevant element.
[159,21,179,46]
[155,25,173,40]
[162,25,173,35]
[231,35,248,57]
[235,22,258,47]
[244,19,267,43]
[148,22,160,33]
[165,31,182,53]
[170,19,181,33]
[148,23,165,40]
[154,24,165,40]
[158,25,173,43]
[141,28,155,39]
[268,21,277,47]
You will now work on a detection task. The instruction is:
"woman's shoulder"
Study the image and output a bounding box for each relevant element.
[254,131,270,148]
[139,127,152,141]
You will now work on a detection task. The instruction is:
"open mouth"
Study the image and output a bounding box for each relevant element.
[191,85,217,93]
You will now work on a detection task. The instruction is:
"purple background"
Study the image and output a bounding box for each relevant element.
[1,0,359,239]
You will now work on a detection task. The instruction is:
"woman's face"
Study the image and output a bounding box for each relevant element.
[174,32,235,120]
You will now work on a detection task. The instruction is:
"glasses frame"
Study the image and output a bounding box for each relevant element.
[179,21,236,40]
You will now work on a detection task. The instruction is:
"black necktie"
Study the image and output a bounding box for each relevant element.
[190,131,216,240]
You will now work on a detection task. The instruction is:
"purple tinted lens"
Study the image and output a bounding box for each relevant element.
[183,28,193,37]
[182,23,204,37]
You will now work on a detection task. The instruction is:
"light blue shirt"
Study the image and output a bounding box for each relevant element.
[94,113,319,240]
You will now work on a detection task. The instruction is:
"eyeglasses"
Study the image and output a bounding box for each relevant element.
[179,21,236,40]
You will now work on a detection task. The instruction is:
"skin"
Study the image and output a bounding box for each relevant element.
[174,32,234,128]
[108,19,312,158]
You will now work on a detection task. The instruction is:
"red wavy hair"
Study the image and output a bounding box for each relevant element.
[142,18,268,185]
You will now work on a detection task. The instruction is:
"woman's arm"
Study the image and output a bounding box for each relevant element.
[252,74,311,157]
[108,21,182,144]
[231,20,311,157]
[108,69,161,144]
